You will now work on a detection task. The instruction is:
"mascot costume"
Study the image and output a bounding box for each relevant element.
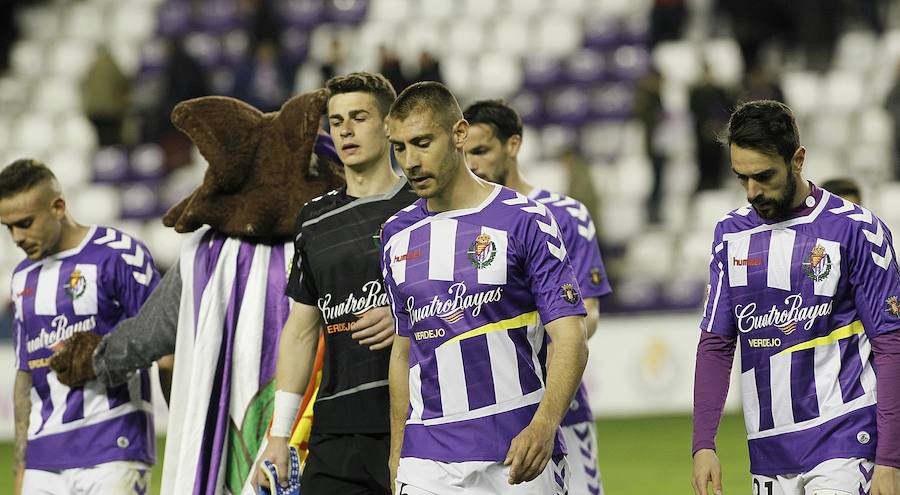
[50,89,344,494]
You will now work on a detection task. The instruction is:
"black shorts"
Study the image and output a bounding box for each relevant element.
[302,432,391,495]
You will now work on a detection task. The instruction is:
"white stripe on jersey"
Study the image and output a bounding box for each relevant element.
[83,379,110,418]
[27,388,43,437]
[485,330,522,403]
[35,261,61,315]
[814,341,844,412]
[525,322,546,388]
[740,368,760,434]
[814,239,841,297]
[858,336,876,394]
[230,244,268,427]
[391,230,411,285]
[727,234,751,287]
[767,229,795,291]
[11,270,27,322]
[705,261,725,332]
[409,363,424,421]
[72,264,98,316]
[40,369,70,433]
[405,389,544,427]
[435,341,469,416]
[477,226,507,286]
[428,219,457,281]
[769,351,794,428]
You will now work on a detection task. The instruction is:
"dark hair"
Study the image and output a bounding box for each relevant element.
[388,81,463,131]
[0,159,57,200]
[821,177,862,202]
[719,100,800,165]
[462,100,523,143]
[325,72,397,118]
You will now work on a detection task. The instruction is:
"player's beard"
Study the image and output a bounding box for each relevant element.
[752,173,797,220]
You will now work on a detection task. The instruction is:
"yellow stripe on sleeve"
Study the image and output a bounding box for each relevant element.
[443,311,539,345]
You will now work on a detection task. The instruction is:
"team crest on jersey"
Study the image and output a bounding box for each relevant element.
[467,233,497,269]
[886,296,900,318]
[560,283,580,305]
[65,270,87,299]
[590,268,604,286]
[801,244,832,282]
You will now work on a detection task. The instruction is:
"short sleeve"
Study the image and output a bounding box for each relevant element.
[381,225,411,337]
[700,223,738,337]
[848,216,900,338]
[14,319,27,371]
[559,207,611,298]
[521,206,586,324]
[285,211,319,304]
[112,239,160,318]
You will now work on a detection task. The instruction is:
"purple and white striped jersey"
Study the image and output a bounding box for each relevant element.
[11,226,159,470]
[381,185,587,463]
[529,188,612,426]
[701,185,900,475]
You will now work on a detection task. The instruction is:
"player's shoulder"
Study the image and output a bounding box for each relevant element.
[89,225,151,258]
[297,187,345,225]
[529,189,590,222]
[381,198,426,240]
[817,191,894,243]
[494,186,557,226]
[713,204,757,235]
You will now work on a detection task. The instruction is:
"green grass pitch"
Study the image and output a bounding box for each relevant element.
[0,414,751,494]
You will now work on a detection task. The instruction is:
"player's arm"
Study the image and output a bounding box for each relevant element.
[253,302,322,490]
[506,315,587,484]
[584,297,599,338]
[692,225,737,495]
[388,335,411,492]
[14,370,31,494]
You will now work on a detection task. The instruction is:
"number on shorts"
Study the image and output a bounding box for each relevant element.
[753,478,774,495]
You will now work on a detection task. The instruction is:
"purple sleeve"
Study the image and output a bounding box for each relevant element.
[112,240,160,318]
[522,205,586,324]
[692,331,736,455]
[699,223,737,337]
[557,203,611,299]
[848,215,900,339]
[382,225,410,338]
[872,330,900,468]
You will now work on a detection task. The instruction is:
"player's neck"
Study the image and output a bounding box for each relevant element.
[503,167,533,196]
[788,178,812,211]
[50,218,90,256]
[428,166,494,213]
[344,154,399,198]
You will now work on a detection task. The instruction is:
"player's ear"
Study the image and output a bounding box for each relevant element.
[792,146,805,174]
[506,134,522,157]
[453,118,469,150]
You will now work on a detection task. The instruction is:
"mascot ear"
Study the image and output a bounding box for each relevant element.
[276,88,329,153]
[171,96,264,192]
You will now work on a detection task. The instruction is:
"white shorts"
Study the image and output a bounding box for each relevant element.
[22,461,151,495]
[752,457,873,495]
[560,421,603,495]
[396,455,568,495]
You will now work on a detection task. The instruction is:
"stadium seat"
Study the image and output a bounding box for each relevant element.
[834,31,878,72]
[610,155,653,200]
[47,151,92,188]
[610,44,650,80]
[446,21,486,57]
[0,77,31,116]
[523,57,564,91]
[807,114,852,151]
[545,87,592,126]
[17,3,62,42]
[121,182,162,219]
[417,0,453,20]
[473,54,522,99]
[876,182,900,237]
[280,28,312,65]
[539,125,580,158]
[109,3,156,43]
[565,49,607,85]
[518,124,542,164]
[624,231,676,281]
[92,146,131,183]
[532,15,582,58]
[503,0,543,18]
[144,221,187,269]
[846,144,892,181]
[325,0,369,23]
[69,184,122,224]
[10,39,47,79]
[597,200,646,245]
[652,41,701,85]
[781,71,821,116]
[156,1,192,38]
[521,160,567,193]
[58,115,99,155]
[591,82,635,119]
[32,79,82,115]
[399,22,442,60]
[367,0,409,21]
[194,0,244,33]
[462,0,500,20]
[489,18,530,57]
[11,114,56,155]
[702,39,744,87]
[856,107,894,146]
[580,122,624,159]
[130,144,166,181]
[184,32,224,68]
[689,189,744,233]
[280,0,327,28]
[799,149,845,184]
[509,91,545,127]
[441,55,475,98]
[820,70,865,113]
[47,39,96,81]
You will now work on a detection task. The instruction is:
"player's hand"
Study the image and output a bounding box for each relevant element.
[49,332,102,387]
[871,464,900,495]
[504,418,555,484]
[351,307,395,350]
[692,449,723,495]
[14,463,24,495]
[253,436,290,490]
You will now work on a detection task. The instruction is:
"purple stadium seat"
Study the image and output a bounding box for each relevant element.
[130,144,166,181]
[221,31,251,67]
[184,33,224,68]
[279,0,326,28]
[544,86,591,126]
[610,45,650,80]
[157,1,192,38]
[194,0,245,33]
[138,38,169,76]
[564,49,606,85]
[509,91,545,127]
[522,57,563,91]
[120,183,163,220]
[280,27,311,64]
[92,147,130,184]
[583,16,624,50]
[326,0,369,23]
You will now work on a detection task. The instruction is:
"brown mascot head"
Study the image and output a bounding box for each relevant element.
[162,89,345,239]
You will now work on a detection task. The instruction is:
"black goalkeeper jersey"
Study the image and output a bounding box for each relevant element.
[286,179,418,434]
